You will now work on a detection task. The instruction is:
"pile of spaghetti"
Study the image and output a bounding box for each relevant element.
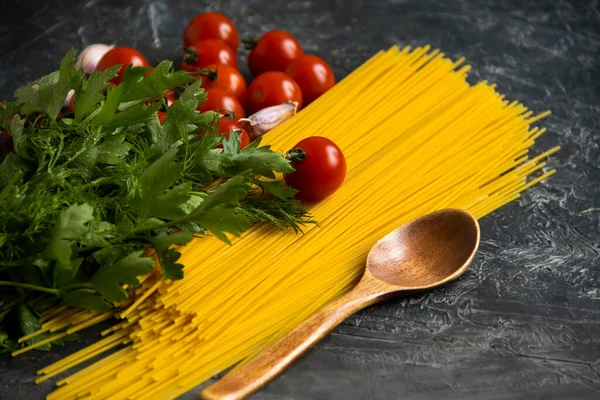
[16,45,558,399]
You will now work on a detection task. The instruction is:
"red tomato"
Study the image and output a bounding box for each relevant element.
[156,111,166,124]
[198,63,246,101]
[96,46,150,85]
[218,117,251,149]
[182,39,238,72]
[183,12,239,51]
[197,87,245,119]
[247,30,303,77]
[165,89,176,106]
[246,72,302,115]
[284,136,346,201]
[0,130,13,152]
[285,55,335,106]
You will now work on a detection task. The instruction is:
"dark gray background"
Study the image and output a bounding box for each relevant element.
[1,0,599,399]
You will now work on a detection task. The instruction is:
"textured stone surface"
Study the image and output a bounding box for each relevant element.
[1,0,599,399]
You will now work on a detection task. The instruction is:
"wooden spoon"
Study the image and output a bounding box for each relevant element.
[201,208,480,400]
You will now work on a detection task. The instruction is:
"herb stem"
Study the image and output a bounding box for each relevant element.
[61,283,93,291]
[129,221,180,236]
[0,170,24,201]
[125,215,197,240]
[0,295,26,312]
[0,258,36,267]
[64,145,89,166]
[0,281,60,296]
[0,258,38,272]
[78,177,112,190]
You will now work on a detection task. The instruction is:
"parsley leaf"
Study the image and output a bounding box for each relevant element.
[15,48,81,118]
[148,182,192,220]
[253,178,298,199]
[90,249,154,302]
[42,204,94,265]
[92,84,125,125]
[130,145,185,219]
[74,66,120,122]
[192,206,250,244]
[194,172,252,212]
[119,61,194,102]
[159,80,206,151]
[62,289,112,312]
[0,327,20,354]
[227,138,294,178]
[151,232,194,280]
[0,101,21,128]
[105,102,162,129]
[18,304,53,351]
[222,130,242,155]
[8,115,26,158]
[0,153,27,187]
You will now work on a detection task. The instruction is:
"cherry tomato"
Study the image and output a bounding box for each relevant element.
[157,111,167,124]
[285,55,335,106]
[182,39,238,72]
[246,71,302,115]
[284,136,346,201]
[217,117,251,149]
[247,30,303,77]
[183,12,239,51]
[197,87,245,119]
[198,63,247,101]
[165,89,176,106]
[0,130,13,152]
[96,46,150,85]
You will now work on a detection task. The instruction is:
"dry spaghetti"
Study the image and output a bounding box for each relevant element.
[16,45,558,400]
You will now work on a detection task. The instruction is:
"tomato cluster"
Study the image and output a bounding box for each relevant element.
[70,11,345,201]
[180,13,336,116]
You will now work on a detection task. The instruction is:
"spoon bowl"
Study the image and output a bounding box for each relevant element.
[367,208,480,288]
[202,209,480,400]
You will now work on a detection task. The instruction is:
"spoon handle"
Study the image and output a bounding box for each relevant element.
[200,286,381,400]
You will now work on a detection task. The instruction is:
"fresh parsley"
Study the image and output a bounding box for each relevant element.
[0,49,313,352]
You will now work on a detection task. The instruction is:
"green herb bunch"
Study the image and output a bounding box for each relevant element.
[0,50,312,353]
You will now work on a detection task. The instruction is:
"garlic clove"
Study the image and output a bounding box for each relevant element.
[239,101,298,140]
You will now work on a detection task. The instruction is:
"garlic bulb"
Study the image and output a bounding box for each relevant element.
[75,44,114,75]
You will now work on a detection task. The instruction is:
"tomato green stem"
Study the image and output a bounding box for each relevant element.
[241,36,259,50]
[194,68,218,81]
[182,47,198,65]
[286,148,306,163]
